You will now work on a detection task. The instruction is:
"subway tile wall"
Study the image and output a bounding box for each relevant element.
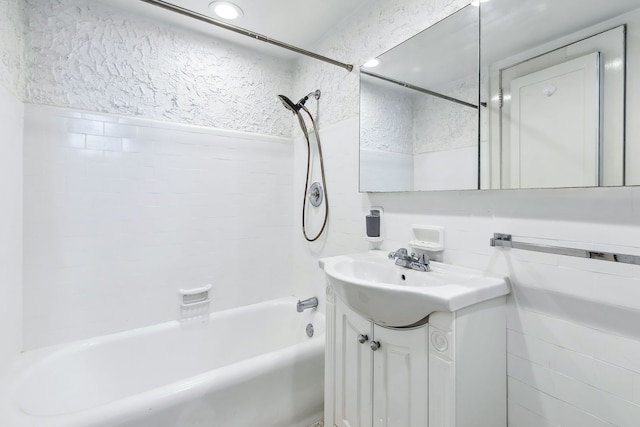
[23,104,295,350]
[384,206,640,427]
[293,117,640,426]
[0,84,23,376]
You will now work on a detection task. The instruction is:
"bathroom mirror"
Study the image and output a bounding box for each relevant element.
[359,5,479,192]
[480,0,640,189]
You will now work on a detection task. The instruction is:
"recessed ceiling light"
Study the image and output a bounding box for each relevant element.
[209,1,244,20]
[471,0,489,7]
[362,58,381,68]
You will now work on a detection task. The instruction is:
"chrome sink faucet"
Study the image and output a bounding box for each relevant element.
[388,248,431,272]
[297,297,319,312]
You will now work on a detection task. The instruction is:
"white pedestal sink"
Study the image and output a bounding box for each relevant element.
[319,250,509,327]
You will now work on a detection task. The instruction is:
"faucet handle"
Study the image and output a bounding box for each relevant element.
[388,248,408,259]
[415,253,429,264]
[389,248,408,259]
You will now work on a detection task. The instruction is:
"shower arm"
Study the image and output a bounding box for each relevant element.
[299,90,322,107]
[138,0,353,72]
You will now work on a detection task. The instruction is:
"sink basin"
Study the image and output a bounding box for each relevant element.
[320,251,509,327]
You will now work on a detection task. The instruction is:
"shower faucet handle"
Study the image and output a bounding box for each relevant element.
[413,253,429,264]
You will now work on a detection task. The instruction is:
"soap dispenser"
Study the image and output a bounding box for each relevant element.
[365,207,383,243]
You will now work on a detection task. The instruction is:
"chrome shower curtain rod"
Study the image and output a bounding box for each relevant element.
[361,70,479,109]
[138,0,354,72]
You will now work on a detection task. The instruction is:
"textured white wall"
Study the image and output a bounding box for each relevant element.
[293,0,469,130]
[360,75,477,156]
[23,0,295,138]
[0,0,24,98]
[360,73,477,191]
[292,0,640,425]
[413,75,477,154]
[22,105,294,349]
[360,78,413,154]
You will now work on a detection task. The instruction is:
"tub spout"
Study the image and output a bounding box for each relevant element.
[297,297,318,312]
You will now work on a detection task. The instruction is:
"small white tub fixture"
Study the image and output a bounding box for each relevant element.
[0,298,325,427]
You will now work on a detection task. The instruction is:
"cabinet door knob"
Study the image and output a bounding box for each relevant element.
[358,334,369,344]
[370,341,381,351]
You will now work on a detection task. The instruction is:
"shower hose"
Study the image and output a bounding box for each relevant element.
[296,104,329,242]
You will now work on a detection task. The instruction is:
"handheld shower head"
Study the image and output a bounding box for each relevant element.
[278,95,299,114]
[278,89,328,242]
[277,90,321,115]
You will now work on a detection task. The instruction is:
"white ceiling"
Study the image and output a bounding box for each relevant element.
[101,0,369,59]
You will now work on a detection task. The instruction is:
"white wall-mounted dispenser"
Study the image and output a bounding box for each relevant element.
[408,225,444,253]
[365,207,383,243]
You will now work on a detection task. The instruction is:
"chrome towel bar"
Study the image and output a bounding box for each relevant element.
[490,233,640,265]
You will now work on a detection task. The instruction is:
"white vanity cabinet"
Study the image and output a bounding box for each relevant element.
[325,286,506,427]
[333,297,428,427]
[332,297,373,427]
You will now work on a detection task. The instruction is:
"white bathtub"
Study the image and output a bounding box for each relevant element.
[0,298,325,427]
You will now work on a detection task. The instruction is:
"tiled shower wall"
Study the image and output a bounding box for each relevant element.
[19,0,299,349]
[291,0,640,424]
[0,0,23,376]
[23,105,294,349]
[0,84,23,375]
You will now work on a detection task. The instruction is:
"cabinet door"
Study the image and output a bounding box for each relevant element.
[372,325,429,427]
[335,299,373,427]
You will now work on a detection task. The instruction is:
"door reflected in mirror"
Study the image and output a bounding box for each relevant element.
[481,0,639,189]
[359,5,479,192]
